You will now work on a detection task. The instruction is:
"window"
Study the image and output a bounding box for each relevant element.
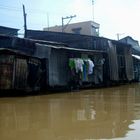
[72,27,82,34]
[91,25,99,36]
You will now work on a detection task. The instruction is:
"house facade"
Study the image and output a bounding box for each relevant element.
[0,31,137,92]
[120,36,140,81]
[119,36,140,55]
[44,21,100,36]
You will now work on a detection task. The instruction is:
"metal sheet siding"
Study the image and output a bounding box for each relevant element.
[125,47,134,81]
[108,41,119,81]
[14,58,28,89]
[49,49,68,86]
[94,55,104,84]
[0,55,14,89]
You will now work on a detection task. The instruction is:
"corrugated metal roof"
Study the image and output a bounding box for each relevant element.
[0,34,13,39]
[0,48,40,59]
[132,54,140,60]
[0,48,29,56]
[0,34,67,46]
[0,26,19,31]
[23,36,66,46]
[35,43,106,54]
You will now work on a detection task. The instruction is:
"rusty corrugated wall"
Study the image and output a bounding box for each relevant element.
[14,58,28,89]
[0,55,14,89]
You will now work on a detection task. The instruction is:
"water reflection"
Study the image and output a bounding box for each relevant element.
[0,84,140,140]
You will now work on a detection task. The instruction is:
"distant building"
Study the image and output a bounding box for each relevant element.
[120,36,140,81]
[119,36,140,55]
[44,21,100,36]
[0,26,19,36]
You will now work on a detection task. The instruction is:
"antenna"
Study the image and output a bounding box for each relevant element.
[47,13,50,31]
[92,0,94,21]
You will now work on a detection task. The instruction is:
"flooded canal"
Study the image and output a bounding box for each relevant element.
[0,84,140,140]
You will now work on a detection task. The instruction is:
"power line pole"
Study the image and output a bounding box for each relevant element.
[62,15,76,32]
[116,33,125,40]
[92,0,94,21]
[22,4,27,38]
[47,13,50,31]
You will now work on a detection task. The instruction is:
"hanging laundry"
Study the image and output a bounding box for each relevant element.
[88,59,94,74]
[69,58,75,70]
[74,58,84,73]
[82,60,89,81]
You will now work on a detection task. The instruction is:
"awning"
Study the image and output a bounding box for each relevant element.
[132,54,140,60]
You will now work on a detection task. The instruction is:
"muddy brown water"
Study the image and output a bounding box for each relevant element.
[0,83,140,140]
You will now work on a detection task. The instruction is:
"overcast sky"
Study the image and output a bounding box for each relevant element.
[0,0,140,42]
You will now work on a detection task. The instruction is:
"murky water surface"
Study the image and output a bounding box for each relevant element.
[1,84,140,140]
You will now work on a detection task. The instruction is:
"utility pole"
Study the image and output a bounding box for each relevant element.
[62,15,76,32]
[92,0,94,21]
[117,33,120,40]
[116,33,125,40]
[47,13,50,31]
[22,4,27,38]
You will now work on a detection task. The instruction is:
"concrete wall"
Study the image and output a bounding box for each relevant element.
[44,21,99,36]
